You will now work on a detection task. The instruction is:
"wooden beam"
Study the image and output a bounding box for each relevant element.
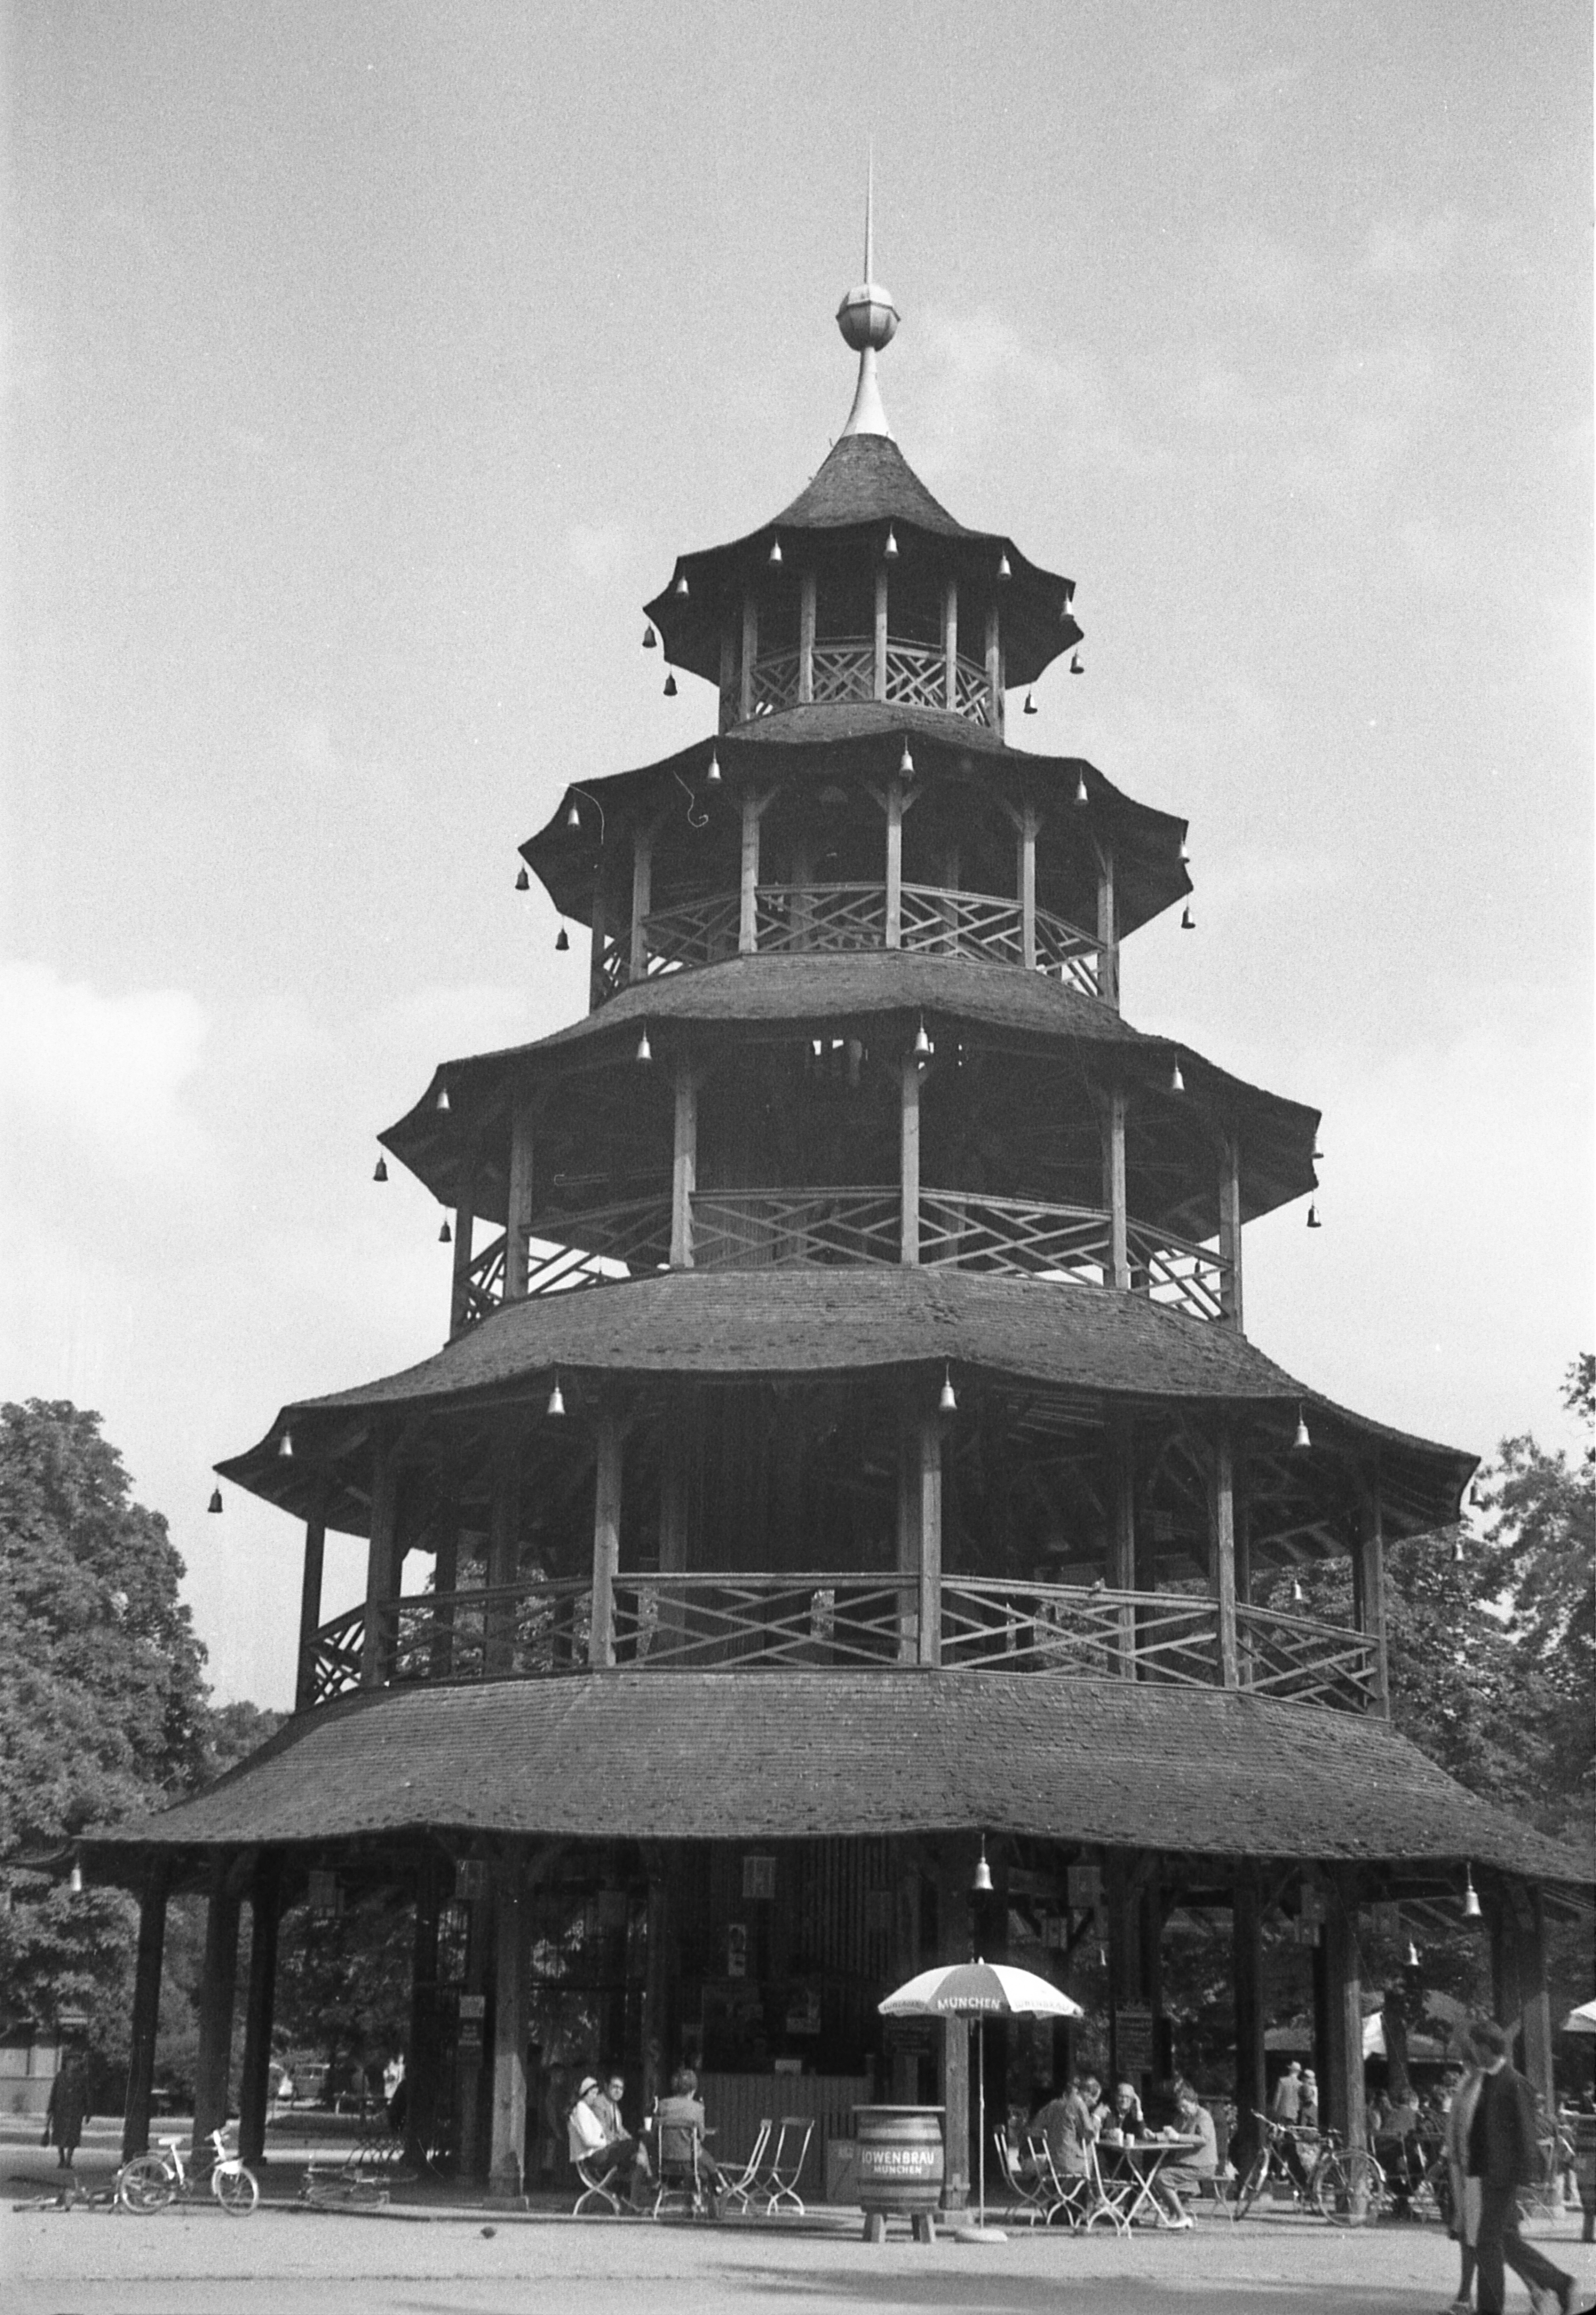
[505,1089,535,1302]
[1218,1131,1244,1332]
[896,1410,918,1664]
[1352,1477,1390,1717]
[1323,1872,1367,2152]
[670,1061,697,1269]
[1107,1416,1136,1676]
[884,776,904,949]
[237,1855,281,2164]
[485,1445,519,1677]
[1211,1428,1239,1688]
[984,601,1001,732]
[294,1499,327,1712]
[629,825,653,984]
[718,622,737,733]
[1232,1868,1266,2169]
[798,571,816,703]
[1018,803,1038,970]
[740,590,756,724]
[899,1053,921,1265]
[191,1851,242,2158]
[942,578,958,711]
[361,1441,400,1689]
[587,866,608,1014]
[589,1414,622,1668]
[1096,842,1119,1009]
[449,1146,480,1340]
[874,567,888,700]
[738,791,761,953]
[1103,1088,1129,1289]
[121,1857,170,2159]
[487,1844,529,2201]
[917,1413,942,1667]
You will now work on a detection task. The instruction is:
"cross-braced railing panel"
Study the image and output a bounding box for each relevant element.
[612,1573,908,1670]
[642,891,743,973]
[305,1605,366,1705]
[690,1188,901,1271]
[755,883,888,953]
[747,638,994,726]
[520,1197,673,1296]
[459,1231,508,1326]
[1124,1220,1230,1324]
[917,1194,1113,1281]
[384,1578,594,1685]
[1237,1605,1381,1711]
[939,1580,1222,1685]
[808,638,876,707]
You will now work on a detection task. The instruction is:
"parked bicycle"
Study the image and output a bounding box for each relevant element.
[116,2126,259,2215]
[1231,2111,1383,2226]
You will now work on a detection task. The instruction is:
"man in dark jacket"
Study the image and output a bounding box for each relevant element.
[1465,2021,1576,2315]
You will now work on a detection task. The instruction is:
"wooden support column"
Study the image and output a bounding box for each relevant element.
[884,776,904,948]
[504,1088,535,1302]
[1494,1887,1554,2115]
[1352,1477,1391,1716]
[984,602,1001,731]
[642,1858,674,2115]
[798,571,816,702]
[587,869,608,1014]
[121,1857,170,2158]
[1102,1088,1129,1289]
[192,1852,243,2158]
[1096,842,1120,1009]
[740,591,757,723]
[738,791,761,953]
[589,1414,622,1668]
[361,1438,401,1688]
[718,623,737,733]
[1323,1873,1367,2152]
[456,1867,489,2181]
[670,1061,697,1269]
[1018,803,1038,970]
[485,1445,520,1676]
[488,1844,529,2201]
[1107,1417,1136,1676]
[899,1053,921,1265]
[293,1497,327,1711]
[1211,1427,1239,1689]
[1105,1850,1136,2083]
[917,1414,942,1666]
[629,827,653,984]
[238,1854,281,2164]
[942,578,958,710]
[873,567,888,700]
[1139,1871,1166,2064]
[1218,1131,1244,1332]
[431,1523,459,1679]
[935,1838,977,2209]
[448,1147,480,1340]
[1232,1869,1267,2169]
[1235,1473,1255,1686]
[895,1412,918,1662]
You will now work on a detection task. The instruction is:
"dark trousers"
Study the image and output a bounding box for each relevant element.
[1474,2178,1569,2314]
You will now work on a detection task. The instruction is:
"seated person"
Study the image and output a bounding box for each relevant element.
[1373,2091,1422,2216]
[568,2074,651,2205]
[1153,2087,1219,2226]
[1032,2075,1101,2178]
[652,2065,727,2207]
[1106,2080,1146,2140]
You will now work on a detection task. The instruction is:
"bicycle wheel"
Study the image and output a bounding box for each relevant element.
[117,2155,176,2214]
[1231,2148,1270,2221]
[213,2161,259,2215]
[1315,2149,1382,2226]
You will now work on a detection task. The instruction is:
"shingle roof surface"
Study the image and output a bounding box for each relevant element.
[773,434,975,535]
[90,1672,1590,1888]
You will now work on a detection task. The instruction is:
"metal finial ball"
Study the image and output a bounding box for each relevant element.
[836,282,900,353]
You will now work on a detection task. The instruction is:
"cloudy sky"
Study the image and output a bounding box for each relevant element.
[3,1,1589,1708]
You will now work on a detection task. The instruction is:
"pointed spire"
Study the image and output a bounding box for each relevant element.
[836,149,899,439]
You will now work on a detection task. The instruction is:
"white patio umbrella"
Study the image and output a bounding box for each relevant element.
[1562,1999,1596,2035]
[879,1960,1083,2233]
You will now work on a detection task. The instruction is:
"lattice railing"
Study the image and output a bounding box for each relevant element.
[612,1573,909,1670]
[519,1197,672,1296]
[809,637,876,707]
[917,1195,1111,1281]
[458,1230,508,1327]
[1237,1604,1381,1710]
[641,891,743,973]
[746,638,994,726]
[1125,1219,1230,1324]
[754,883,888,952]
[896,886,1099,993]
[690,1187,901,1270]
[305,1577,1376,1712]
[940,1580,1223,1684]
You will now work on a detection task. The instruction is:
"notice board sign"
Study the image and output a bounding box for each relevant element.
[1115,2004,1153,2078]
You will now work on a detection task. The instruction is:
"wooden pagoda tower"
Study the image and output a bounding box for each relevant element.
[91,218,1587,2206]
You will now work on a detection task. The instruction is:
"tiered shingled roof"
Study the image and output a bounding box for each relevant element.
[86,1670,1589,1889]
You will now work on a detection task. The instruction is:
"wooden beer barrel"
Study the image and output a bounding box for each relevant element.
[853,2105,945,2242]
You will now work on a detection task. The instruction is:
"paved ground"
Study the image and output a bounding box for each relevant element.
[5,2129,1592,2315]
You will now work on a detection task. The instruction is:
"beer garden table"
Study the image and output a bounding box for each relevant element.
[1098,2134,1203,2227]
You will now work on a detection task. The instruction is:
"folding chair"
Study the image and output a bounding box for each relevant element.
[572,2152,626,2215]
[718,2118,773,2215]
[1029,2134,1093,2230]
[760,2116,815,2215]
[650,2119,710,2220]
[1076,2137,1134,2235]
[992,2131,1053,2226]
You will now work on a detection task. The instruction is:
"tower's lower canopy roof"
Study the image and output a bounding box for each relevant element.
[84,1670,1589,1891]
[217,1267,1473,1535]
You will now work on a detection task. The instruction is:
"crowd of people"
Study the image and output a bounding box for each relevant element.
[566,2065,729,2217]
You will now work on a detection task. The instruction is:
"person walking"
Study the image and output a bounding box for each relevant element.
[1442,2051,1485,2314]
[43,2055,90,2169]
[1464,2021,1577,2315]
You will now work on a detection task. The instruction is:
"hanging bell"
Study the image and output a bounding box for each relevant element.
[546,1377,566,1419]
[1293,1408,1311,1452]
[1462,1866,1482,1921]
[373,1156,388,1183]
[565,800,582,831]
[899,742,914,776]
[515,866,530,892]
[768,537,783,565]
[1023,692,1038,715]
[673,572,689,596]
[1075,772,1089,805]
[1452,1531,1466,1565]
[1291,1576,1306,1606]
[1405,1939,1420,1969]
[913,1018,931,1059]
[663,672,677,697]
[68,1860,83,1897]
[554,926,570,952]
[706,749,722,785]
[939,1366,957,1416]
[643,625,658,649]
[884,527,899,560]
[436,1084,451,1112]
[971,1837,994,1894]
[1307,1204,1321,1230]
[1169,1056,1185,1094]
[278,1429,295,1460]
[636,1029,653,1064]
[1181,906,1194,930]
[207,1488,223,1515]
[438,1220,452,1245]
[1070,654,1083,674]
[997,554,1012,582]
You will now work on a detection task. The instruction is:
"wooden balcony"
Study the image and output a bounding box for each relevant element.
[593,881,1102,998]
[455,1187,1232,1328]
[304,1574,1382,1715]
[735,637,994,726]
